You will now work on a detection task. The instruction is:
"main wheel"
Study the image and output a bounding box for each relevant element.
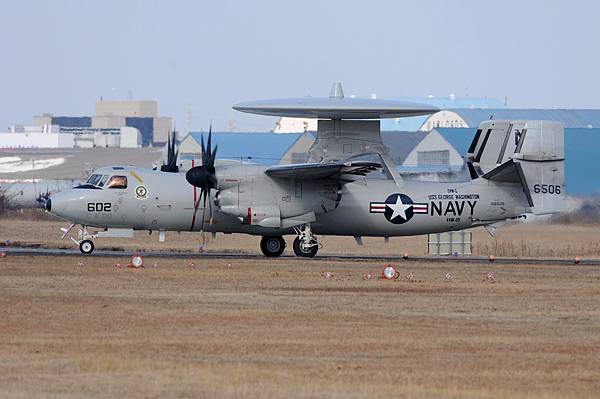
[293,237,318,258]
[79,239,95,254]
[260,236,286,257]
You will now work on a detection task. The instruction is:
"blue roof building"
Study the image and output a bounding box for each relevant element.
[179,132,305,165]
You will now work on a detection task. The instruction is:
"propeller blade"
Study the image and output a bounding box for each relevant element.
[161,130,179,173]
[206,124,212,166]
[208,189,214,227]
[200,134,206,165]
[199,187,209,235]
[190,194,202,231]
[187,124,219,237]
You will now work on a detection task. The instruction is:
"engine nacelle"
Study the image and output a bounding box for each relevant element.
[220,204,281,228]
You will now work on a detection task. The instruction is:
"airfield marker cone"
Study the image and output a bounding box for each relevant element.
[488,255,496,262]
[0,252,6,258]
[402,252,409,260]
[574,256,582,264]
[381,265,397,280]
[129,255,144,268]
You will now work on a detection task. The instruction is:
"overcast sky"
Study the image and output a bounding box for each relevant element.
[1,0,599,131]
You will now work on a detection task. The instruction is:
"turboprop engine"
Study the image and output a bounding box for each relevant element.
[215,170,342,229]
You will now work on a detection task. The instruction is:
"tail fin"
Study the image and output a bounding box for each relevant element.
[470,120,565,215]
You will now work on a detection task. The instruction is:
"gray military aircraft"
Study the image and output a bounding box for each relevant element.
[46,84,565,257]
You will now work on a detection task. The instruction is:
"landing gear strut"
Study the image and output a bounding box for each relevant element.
[260,236,286,257]
[293,223,319,258]
[71,226,97,255]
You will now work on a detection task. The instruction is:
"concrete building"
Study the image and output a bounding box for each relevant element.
[96,100,157,118]
[31,100,172,145]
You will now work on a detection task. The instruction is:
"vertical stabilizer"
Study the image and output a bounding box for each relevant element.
[478,120,565,215]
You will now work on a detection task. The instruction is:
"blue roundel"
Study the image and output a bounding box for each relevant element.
[384,193,414,224]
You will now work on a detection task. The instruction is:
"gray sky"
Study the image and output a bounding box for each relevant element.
[1,0,599,131]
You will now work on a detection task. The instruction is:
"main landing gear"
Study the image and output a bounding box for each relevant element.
[259,224,321,258]
[292,223,319,258]
[260,236,286,257]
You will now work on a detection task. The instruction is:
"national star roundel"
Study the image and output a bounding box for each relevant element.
[369,193,428,224]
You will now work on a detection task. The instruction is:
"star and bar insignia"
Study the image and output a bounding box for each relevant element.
[370,193,428,224]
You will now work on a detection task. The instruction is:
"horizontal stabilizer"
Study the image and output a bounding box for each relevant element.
[482,160,533,207]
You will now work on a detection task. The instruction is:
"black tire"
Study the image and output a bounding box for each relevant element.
[293,237,318,258]
[79,239,95,254]
[260,236,286,257]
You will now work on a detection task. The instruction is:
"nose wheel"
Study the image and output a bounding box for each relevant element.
[260,236,286,257]
[79,239,95,254]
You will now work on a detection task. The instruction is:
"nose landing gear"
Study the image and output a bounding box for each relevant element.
[60,225,135,255]
[79,239,95,254]
[70,226,98,254]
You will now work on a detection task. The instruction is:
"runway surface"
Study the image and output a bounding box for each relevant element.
[1,246,599,265]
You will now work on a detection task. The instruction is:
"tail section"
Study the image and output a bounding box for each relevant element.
[468,120,565,215]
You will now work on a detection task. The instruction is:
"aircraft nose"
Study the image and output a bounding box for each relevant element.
[45,197,52,212]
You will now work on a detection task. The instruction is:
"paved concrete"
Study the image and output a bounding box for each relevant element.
[1,246,598,266]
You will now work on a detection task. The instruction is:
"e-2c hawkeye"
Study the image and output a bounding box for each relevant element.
[46,84,565,257]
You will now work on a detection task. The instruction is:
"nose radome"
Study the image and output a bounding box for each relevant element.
[45,197,52,212]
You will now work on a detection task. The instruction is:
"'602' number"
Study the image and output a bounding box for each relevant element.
[533,184,561,195]
[87,202,112,212]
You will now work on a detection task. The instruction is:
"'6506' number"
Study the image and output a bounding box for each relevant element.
[87,202,112,212]
[533,184,561,195]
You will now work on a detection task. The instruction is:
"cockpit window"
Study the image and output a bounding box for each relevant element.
[106,175,127,189]
[86,174,102,186]
[97,175,109,187]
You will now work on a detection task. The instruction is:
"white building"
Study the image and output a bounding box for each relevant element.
[0,126,142,149]
[0,132,75,148]
[273,117,317,133]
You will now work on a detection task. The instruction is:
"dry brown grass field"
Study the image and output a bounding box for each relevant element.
[2,212,600,258]
[0,255,599,398]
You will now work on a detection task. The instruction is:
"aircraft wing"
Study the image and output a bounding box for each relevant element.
[265,161,381,180]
